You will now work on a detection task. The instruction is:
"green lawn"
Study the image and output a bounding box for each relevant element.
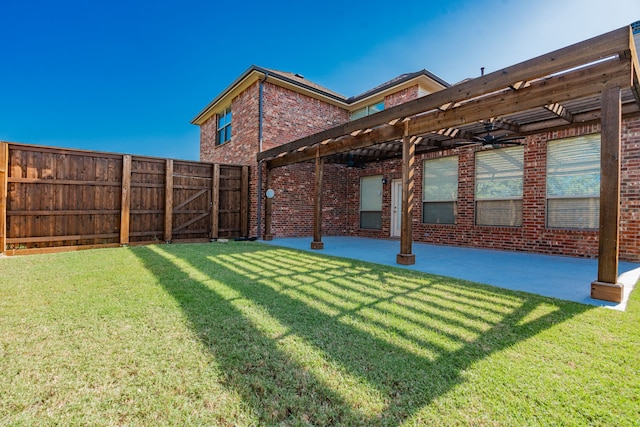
[1,242,639,426]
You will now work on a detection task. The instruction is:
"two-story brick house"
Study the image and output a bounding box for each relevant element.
[193,23,640,302]
[192,65,449,240]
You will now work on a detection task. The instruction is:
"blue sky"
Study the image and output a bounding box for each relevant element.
[1,0,639,160]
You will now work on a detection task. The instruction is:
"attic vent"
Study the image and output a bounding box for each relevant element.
[294,73,304,79]
[633,20,640,34]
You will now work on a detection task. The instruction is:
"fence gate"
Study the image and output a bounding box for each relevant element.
[215,165,249,238]
[171,161,214,241]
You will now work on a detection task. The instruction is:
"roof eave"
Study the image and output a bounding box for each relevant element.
[191,65,261,125]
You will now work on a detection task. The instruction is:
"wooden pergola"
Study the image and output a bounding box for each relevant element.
[258,26,640,303]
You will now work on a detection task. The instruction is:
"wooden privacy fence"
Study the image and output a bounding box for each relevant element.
[0,142,249,255]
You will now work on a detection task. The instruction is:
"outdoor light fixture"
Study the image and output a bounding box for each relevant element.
[382,178,388,185]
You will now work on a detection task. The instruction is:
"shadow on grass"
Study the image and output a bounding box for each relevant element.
[132,242,591,425]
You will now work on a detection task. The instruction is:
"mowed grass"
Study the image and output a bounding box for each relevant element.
[1,242,639,426]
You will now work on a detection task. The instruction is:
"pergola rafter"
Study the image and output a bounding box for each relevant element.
[545,103,575,123]
[259,25,640,302]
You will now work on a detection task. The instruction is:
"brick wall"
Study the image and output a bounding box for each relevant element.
[620,116,640,261]
[384,85,419,108]
[261,82,349,238]
[335,117,640,261]
[200,82,260,165]
[270,162,348,237]
[262,82,349,150]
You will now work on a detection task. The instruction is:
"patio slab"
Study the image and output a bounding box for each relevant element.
[262,236,640,310]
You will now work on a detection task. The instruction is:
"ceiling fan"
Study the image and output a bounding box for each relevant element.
[461,123,525,148]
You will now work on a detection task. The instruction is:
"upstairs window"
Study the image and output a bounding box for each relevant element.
[546,134,600,229]
[350,101,384,121]
[423,156,458,224]
[360,175,383,229]
[217,106,232,145]
[475,146,524,227]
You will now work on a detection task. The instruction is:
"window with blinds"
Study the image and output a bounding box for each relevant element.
[475,146,524,226]
[423,156,458,224]
[360,175,383,229]
[546,134,600,229]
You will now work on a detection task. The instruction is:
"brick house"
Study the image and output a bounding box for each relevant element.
[192,65,448,239]
[193,23,640,302]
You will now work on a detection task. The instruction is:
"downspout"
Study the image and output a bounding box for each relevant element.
[256,71,269,239]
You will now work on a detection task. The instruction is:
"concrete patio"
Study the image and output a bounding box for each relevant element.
[262,236,640,310]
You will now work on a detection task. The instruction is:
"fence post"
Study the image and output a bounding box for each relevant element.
[211,163,220,239]
[164,159,173,242]
[0,143,8,253]
[120,155,132,245]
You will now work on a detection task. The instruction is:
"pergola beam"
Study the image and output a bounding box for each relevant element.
[519,102,639,133]
[258,26,633,163]
[266,124,404,168]
[627,28,640,106]
[408,58,630,136]
[266,53,632,170]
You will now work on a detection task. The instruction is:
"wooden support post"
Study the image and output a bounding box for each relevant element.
[397,125,415,265]
[164,159,173,242]
[211,164,220,240]
[264,166,273,240]
[120,155,132,245]
[591,86,623,303]
[0,142,8,254]
[241,165,249,238]
[311,150,324,249]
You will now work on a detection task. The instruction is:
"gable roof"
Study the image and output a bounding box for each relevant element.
[191,65,450,125]
[349,69,450,103]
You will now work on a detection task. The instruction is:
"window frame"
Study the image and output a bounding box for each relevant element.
[422,156,458,224]
[359,175,383,230]
[216,106,232,145]
[350,101,385,121]
[474,146,524,227]
[545,134,600,230]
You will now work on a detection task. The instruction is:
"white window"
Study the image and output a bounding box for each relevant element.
[350,101,384,121]
[360,175,383,229]
[546,134,600,229]
[423,156,458,224]
[217,106,232,145]
[475,146,524,227]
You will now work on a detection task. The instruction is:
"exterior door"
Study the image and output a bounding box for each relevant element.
[391,179,402,238]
